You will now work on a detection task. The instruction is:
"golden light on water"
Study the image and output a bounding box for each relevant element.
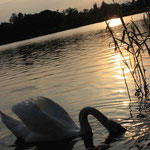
[107,18,122,27]
[117,68,130,74]
[109,53,132,80]
[113,75,126,80]
[122,100,130,106]
[111,54,122,62]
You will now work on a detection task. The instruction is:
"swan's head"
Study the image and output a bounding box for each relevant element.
[79,107,126,137]
[107,119,126,137]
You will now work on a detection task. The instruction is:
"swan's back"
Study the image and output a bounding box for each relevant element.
[1,97,79,142]
[34,97,75,123]
[12,97,77,128]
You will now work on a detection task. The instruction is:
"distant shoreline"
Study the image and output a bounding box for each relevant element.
[0,1,149,46]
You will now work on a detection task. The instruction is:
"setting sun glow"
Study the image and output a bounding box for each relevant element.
[107,18,122,27]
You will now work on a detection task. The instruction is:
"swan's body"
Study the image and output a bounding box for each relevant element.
[0,96,126,143]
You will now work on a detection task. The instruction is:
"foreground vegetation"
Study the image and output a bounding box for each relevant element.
[0,0,150,45]
[106,2,150,116]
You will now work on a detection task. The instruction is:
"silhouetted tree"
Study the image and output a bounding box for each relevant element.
[93,3,98,10]
[0,0,150,45]
[9,13,18,24]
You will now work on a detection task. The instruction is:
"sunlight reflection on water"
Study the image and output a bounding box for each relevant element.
[107,18,122,27]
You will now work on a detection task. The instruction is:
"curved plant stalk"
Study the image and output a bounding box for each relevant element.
[105,13,150,103]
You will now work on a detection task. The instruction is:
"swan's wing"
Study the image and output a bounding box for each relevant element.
[0,111,30,139]
[35,96,71,119]
[34,96,78,128]
[12,99,70,135]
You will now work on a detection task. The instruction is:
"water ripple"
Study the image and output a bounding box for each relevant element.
[0,14,150,150]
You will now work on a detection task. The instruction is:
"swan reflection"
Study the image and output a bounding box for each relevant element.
[82,131,125,150]
[11,131,125,150]
[12,138,77,150]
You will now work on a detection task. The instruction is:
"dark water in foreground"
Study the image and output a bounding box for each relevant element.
[0,13,150,149]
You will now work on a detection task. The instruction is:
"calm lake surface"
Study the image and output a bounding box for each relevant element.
[0,13,150,150]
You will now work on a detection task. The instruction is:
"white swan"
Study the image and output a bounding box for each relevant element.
[0,96,126,143]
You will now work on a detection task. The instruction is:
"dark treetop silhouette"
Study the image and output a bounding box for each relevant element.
[0,0,150,45]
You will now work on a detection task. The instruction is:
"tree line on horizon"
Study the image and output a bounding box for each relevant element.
[0,0,150,45]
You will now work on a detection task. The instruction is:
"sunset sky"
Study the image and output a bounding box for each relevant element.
[0,0,131,23]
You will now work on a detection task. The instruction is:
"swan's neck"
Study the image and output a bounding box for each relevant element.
[79,107,126,136]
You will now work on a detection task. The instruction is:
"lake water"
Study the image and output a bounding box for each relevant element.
[0,13,150,150]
